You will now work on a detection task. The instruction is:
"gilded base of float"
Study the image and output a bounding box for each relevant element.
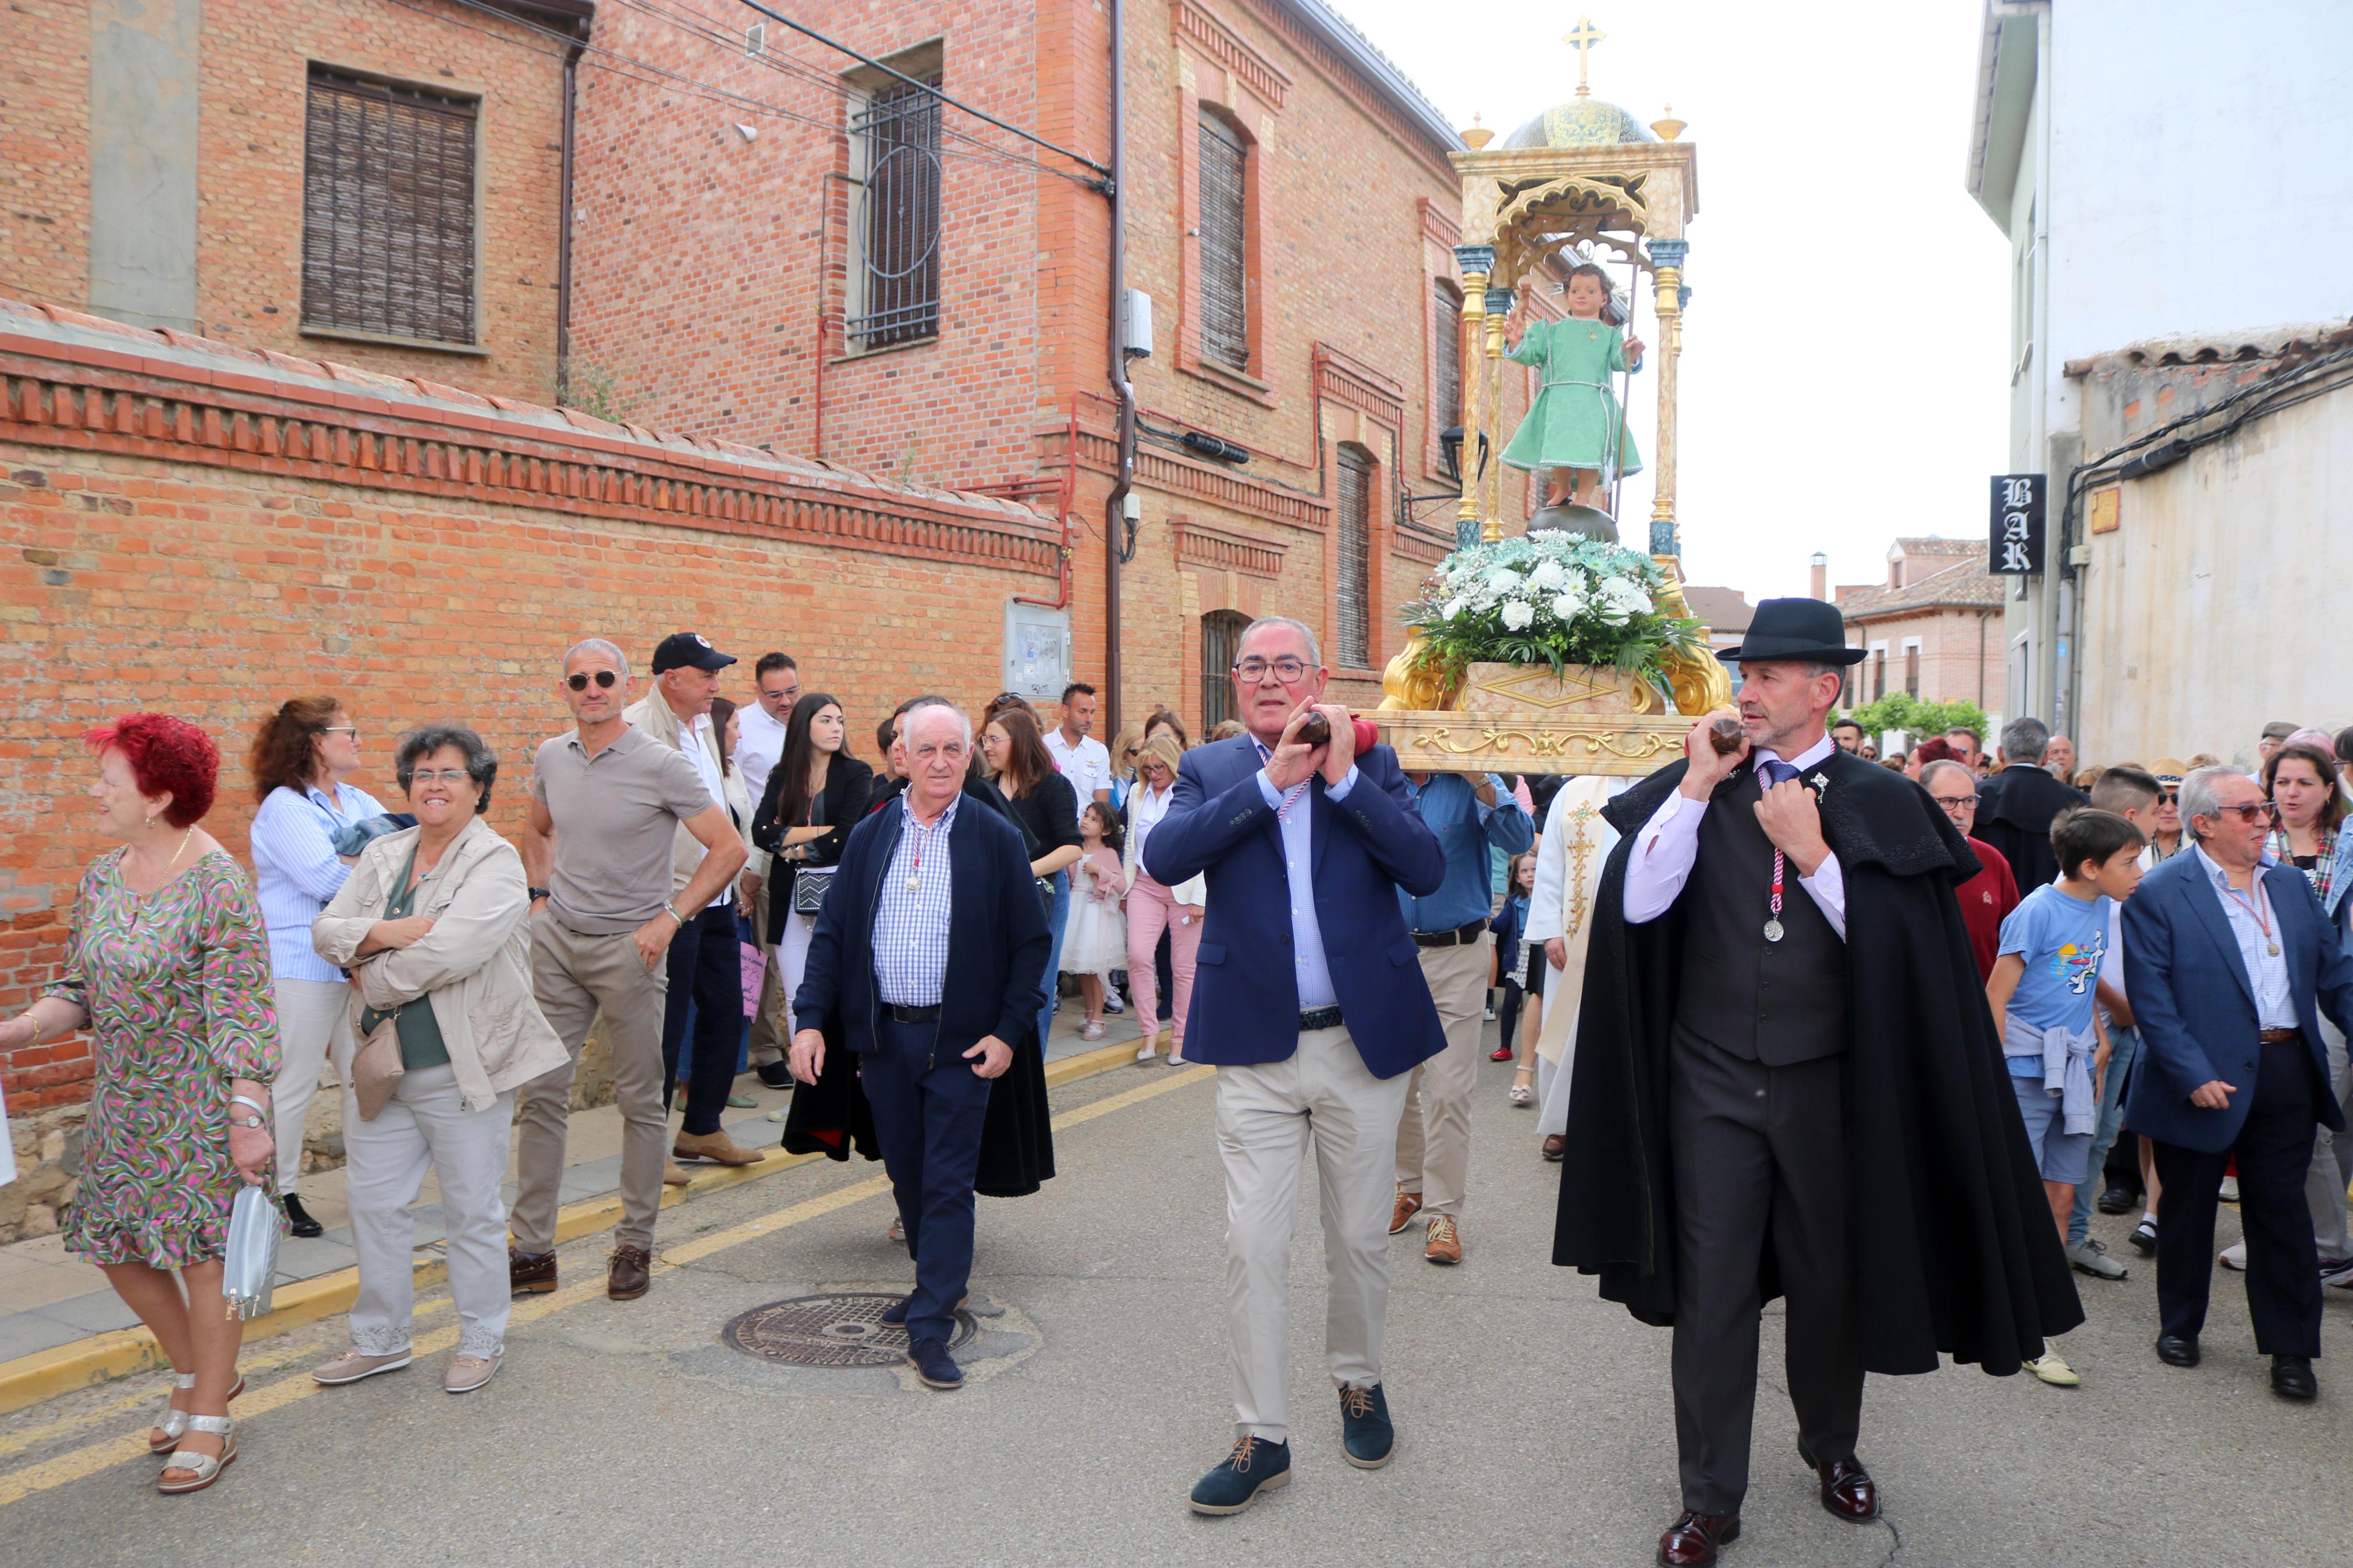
[1374,660,1687,776]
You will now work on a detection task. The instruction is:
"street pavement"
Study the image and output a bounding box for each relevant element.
[2,1026,2348,1566]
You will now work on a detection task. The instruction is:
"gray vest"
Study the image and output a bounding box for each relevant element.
[1673,766,1850,1065]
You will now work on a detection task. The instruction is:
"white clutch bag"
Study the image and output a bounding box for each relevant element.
[221,1183,285,1321]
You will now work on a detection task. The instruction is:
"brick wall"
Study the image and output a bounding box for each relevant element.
[1851,607,2003,713]
[0,298,1055,1228]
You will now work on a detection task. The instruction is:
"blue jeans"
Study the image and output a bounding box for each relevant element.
[2067,1025,2139,1245]
[861,1015,993,1345]
[1037,869,1070,1048]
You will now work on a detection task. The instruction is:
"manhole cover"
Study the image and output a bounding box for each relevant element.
[721,1293,975,1368]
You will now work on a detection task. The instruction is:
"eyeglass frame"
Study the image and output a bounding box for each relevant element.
[2201,800,2280,824]
[1928,790,1978,812]
[407,767,474,786]
[1231,657,1311,684]
[565,670,620,692]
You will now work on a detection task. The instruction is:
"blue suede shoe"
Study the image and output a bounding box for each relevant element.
[1188,1437,1291,1515]
[906,1336,963,1390]
[1339,1383,1394,1469]
[881,1295,910,1327]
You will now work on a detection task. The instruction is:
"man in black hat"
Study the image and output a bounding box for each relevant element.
[1552,598,2080,1567]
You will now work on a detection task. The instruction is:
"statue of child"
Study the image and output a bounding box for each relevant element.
[1499,263,1646,513]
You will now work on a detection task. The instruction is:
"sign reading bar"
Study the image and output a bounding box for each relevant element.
[1989,474,2045,575]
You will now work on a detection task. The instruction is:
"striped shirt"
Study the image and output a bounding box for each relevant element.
[251,780,386,983]
[873,791,960,1006]
[2192,845,2299,1030]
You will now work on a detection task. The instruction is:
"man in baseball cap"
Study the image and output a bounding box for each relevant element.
[651,631,739,675]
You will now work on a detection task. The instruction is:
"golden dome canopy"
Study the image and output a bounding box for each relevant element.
[1503,98,1658,150]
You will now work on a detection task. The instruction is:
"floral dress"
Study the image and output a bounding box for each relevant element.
[51,849,280,1268]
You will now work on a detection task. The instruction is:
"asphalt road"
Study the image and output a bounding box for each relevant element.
[3,1035,2347,1567]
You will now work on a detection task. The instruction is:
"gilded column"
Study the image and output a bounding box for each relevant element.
[1646,239,1688,560]
[1483,283,1514,542]
[1451,244,1495,548]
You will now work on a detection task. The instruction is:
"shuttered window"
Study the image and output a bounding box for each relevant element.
[850,76,943,350]
[1198,112,1249,372]
[1201,611,1250,730]
[1434,282,1462,435]
[1904,644,1921,698]
[1335,446,1373,669]
[301,68,478,346]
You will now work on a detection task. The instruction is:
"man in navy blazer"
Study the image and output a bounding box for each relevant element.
[1143,614,1446,1514]
[2123,766,2353,1400]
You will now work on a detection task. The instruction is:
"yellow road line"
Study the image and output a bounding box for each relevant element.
[0,1057,1214,1507]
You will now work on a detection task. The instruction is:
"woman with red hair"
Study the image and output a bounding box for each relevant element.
[0,714,278,1494]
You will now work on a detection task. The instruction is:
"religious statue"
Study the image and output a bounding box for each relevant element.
[1500,263,1645,515]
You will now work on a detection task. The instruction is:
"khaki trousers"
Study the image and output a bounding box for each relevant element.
[513,909,670,1253]
[1216,1023,1411,1443]
[268,977,354,1185]
[1394,935,1490,1218]
[747,875,787,1067]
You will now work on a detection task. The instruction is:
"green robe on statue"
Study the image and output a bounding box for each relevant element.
[1500,317,1642,482]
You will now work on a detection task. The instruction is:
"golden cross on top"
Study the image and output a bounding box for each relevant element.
[1564,16,1606,99]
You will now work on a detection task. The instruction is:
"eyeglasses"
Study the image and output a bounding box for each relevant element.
[409,769,472,786]
[566,670,620,692]
[2205,801,2280,824]
[1930,794,1978,812]
[1233,657,1309,684]
[321,725,360,740]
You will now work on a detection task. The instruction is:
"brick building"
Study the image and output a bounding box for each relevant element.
[5,0,582,401]
[1831,536,2003,713]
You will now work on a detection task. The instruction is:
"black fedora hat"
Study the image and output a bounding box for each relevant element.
[1717,597,1866,666]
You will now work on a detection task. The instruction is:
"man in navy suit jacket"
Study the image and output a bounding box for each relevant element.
[1144,615,1445,1514]
[2123,766,2353,1400]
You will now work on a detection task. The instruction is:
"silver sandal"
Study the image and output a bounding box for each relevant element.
[150,1372,246,1454]
[157,1413,236,1494]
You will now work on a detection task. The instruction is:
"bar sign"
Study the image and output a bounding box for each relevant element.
[1989,474,2045,575]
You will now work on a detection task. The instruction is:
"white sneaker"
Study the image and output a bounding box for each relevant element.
[2220,1239,2248,1271]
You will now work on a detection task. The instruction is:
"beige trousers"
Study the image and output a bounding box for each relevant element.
[1216,1023,1411,1443]
[513,909,670,1252]
[1394,935,1490,1218]
[268,977,354,1185]
[747,875,787,1066]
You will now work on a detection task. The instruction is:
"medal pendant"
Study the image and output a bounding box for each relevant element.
[2268,942,2281,957]
[1763,919,1786,944]
[906,876,920,893]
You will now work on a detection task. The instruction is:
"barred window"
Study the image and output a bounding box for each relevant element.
[1201,610,1250,731]
[850,75,943,350]
[1433,282,1463,436]
[301,67,478,346]
[1198,111,1249,371]
[1335,446,1373,669]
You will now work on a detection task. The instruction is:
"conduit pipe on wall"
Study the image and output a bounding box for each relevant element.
[1103,0,1135,732]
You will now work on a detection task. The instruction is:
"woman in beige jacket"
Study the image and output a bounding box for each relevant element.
[308,725,567,1395]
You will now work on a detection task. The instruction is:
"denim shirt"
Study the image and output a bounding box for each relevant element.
[1397,772,1533,933]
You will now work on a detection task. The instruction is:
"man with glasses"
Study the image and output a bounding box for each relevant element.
[2124,766,2353,1401]
[1144,615,1446,1514]
[737,653,800,1086]
[512,637,748,1302]
[1924,759,2017,983]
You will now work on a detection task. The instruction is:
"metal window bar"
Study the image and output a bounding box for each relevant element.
[1201,611,1248,730]
[849,76,942,350]
[1335,448,1372,669]
[301,68,478,346]
[1197,112,1249,371]
[1434,282,1462,434]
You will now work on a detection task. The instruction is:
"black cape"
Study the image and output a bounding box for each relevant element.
[1974,765,2086,894]
[1552,750,2083,1377]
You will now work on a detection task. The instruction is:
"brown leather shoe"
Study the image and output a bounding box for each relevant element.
[663,1159,692,1187]
[673,1129,762,1167]
[1424,1213,1463,1265]
[508,1247,557,1296]
[1541,1134,1566,1161]
[1798,1442,1879,1521]
[608,1245,652,1300]
[1389,1185,1423,1235]
[1657,1510,1740,1566]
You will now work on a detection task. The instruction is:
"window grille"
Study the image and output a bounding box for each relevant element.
[1201,611,1250,730]
[850,76,942,350]
[301,67,478,346]
[1198,112,1249,371]
[1904,645,1921,699]
[1336,447,1373,669]
[1434,282,1462,435]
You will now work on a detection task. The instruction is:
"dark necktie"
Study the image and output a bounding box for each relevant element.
[1759,759,1800,789]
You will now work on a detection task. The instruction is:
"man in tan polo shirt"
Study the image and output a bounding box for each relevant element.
[512,637,747,1302]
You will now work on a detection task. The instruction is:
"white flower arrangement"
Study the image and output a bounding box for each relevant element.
[1401,533,1703,687]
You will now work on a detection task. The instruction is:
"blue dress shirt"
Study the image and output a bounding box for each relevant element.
[1397,772,1533,933]
[1250,738,1355,1012]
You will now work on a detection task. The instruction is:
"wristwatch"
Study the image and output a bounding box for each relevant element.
[228,1093,270,1131]
[528,887,552,902]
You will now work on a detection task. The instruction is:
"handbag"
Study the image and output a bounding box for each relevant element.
[1035,876,1057,916]
[739,938,766,1018]
[791,865,837,917]
[221,1182,284,1321]
[350,1009,405,1122]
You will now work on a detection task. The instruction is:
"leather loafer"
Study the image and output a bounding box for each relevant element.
[673,1129,763,1167]
[1541,1134,1566,1162]
[508,1247,557,1296]
[608,1245,652,1300]
[2272,1354,2317,1401]
[1657,1510,1739,1566]
[1798,1442,1879,1520]
[2155,1334,2200,1368]
[1389,1185,1423,1235]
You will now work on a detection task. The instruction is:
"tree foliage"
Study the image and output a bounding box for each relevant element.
[1843,692,1992,744]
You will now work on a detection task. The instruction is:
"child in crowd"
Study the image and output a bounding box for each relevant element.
[1986,806,2146,1386]
[1489,852,1537,1080]
[1062,802,1127,1042]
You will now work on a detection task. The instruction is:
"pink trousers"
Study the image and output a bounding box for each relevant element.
[1126,875,1202,1051]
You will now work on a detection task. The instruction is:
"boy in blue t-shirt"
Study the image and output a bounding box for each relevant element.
[1986,806,2145,1385]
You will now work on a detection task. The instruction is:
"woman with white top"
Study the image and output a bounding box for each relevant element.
[247,698,385,1238]
[1122,732,1206,1062]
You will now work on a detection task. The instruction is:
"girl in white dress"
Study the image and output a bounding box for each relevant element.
[1061,802,1128,1041]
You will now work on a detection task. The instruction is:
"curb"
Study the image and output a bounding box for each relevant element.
[0,1037,1151,1418]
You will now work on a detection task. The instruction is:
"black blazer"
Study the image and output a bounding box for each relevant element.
[752,752,876,897]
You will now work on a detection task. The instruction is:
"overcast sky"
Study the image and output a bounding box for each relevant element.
[1332,0,2010,601]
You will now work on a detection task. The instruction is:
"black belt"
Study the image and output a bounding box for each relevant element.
[1300,1006,1344,1032]
[2260,1027,2302,1043]
[1411,920,1488,948]
[881,1003,942,1024]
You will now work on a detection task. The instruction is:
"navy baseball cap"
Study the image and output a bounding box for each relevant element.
[650,632,737,674]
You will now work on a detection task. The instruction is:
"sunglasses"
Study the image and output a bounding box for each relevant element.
[2157,790,2180,803]
[2205,801,2280,824]
[566,670,620,692]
